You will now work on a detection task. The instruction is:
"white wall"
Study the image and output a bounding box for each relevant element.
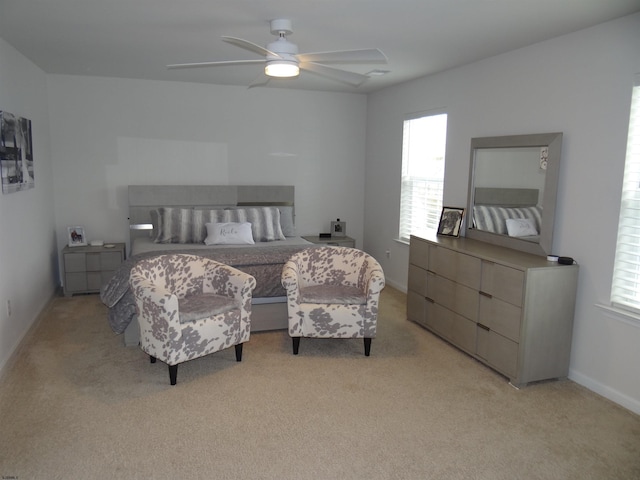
[46,76,368,256]
[364,13,640,414]
[0,38,56,371]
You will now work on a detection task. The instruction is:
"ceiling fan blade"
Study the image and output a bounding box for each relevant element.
[300,62,369,87]
[167,59,265,69]
[297,48,387,65]
[248,72,271,89]
[222,36,280,58]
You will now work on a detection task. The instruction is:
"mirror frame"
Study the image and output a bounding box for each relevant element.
[465,132,563,256]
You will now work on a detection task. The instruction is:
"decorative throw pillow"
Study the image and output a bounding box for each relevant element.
[149,209,159,239]
[192,209,228,243]
[204,222,255,245]
[226,207,286,242]
[154,207,193,243]
[278,206,296,237]
[506,218,538,237]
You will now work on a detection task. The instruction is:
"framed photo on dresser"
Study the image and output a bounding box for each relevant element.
[437,207,464,237]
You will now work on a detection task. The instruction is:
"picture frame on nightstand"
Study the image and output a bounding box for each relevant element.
[330,219,346,237]
[67,226,87,247]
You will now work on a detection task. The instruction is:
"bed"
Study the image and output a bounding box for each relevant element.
[471,187,542,241]
[100,185,316,346]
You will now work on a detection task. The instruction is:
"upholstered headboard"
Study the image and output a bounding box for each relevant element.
[128,185,295,242]
[474,187,538,207]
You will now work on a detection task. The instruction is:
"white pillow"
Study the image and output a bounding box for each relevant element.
[204,222,255,245]
[505,218,538,237]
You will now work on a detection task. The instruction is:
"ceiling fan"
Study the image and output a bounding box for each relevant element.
[167,19,388,87]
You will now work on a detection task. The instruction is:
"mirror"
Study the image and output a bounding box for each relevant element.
[465,132,563,256]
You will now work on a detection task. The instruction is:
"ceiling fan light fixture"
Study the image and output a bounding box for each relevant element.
[265,60,299,78]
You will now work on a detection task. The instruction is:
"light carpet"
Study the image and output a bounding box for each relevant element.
[0,287,638,480]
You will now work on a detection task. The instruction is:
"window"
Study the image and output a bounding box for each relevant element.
[398,112,447,242]
[611,76,640,313]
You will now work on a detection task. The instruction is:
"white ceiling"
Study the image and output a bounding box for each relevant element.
[2,0,640,94]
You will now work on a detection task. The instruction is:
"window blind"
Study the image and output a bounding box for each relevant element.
[611,76,640,312]
[398,113,447,242]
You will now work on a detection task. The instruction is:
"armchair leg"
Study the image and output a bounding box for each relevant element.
[235,343,243,362]
[292,337,300,355]
[364,338,372,357]
[168,364,178,386]
[150,356,156,363]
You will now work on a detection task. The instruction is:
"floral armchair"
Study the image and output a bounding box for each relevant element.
[129,254,256,385]
[281,246,385,356]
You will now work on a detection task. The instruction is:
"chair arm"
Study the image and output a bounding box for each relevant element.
[363,263,386,301]
[281,260,301,293]
[204,264,257,303]
[130,278,181,332]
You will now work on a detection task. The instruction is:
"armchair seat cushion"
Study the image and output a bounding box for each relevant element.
[178,293,237,323]
[300,285,366,305]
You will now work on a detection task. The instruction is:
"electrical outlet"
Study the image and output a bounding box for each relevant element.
[386,250,390,258]
[6,300,11,317]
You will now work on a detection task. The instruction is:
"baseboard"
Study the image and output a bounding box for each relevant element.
[385,278,407,293]
[569,368,640,415]
[0,290,57,382]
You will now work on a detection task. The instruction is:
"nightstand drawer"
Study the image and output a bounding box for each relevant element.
[62,243,126,296]
[64,253,87,273]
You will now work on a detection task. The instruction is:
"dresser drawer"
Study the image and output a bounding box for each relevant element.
[478,295,522,343]
[408,264,428,296]
[407,290,426,325]
[481,262,524,306]
[409,238,430,270]
[434,276,479,321]
[451,313,476,354]
[476,327,518,378]
[431,246,481,290]
[427,302,453,340]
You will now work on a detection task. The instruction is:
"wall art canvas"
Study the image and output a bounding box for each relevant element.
[1,111,34,194]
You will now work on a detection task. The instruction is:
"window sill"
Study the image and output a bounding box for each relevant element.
[595,303,640,328]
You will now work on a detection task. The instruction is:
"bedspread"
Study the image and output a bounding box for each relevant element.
[100,244,318,334]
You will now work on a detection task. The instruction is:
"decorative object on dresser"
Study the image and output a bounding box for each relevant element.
[282,246,385,356]
[437,207,465,237]
[62,242,125,296]
[67,225,87,247]
[301,234,355,248]
[407,233,578,387]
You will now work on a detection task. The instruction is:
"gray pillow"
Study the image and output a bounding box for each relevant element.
[154,207,193,244]
[226,207,286,242]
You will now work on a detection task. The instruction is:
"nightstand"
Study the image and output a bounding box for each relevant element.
[302,235,356,248]
[62,243,126,296]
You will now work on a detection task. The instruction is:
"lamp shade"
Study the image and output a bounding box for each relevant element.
[265,60,300,78]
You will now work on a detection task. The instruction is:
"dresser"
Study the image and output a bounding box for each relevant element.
[62,243,126,296]
[407,234,578,387]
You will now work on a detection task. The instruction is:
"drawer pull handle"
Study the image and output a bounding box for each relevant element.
[425,297,435,304]
[478,323,490,331]
[479,291,492,298]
